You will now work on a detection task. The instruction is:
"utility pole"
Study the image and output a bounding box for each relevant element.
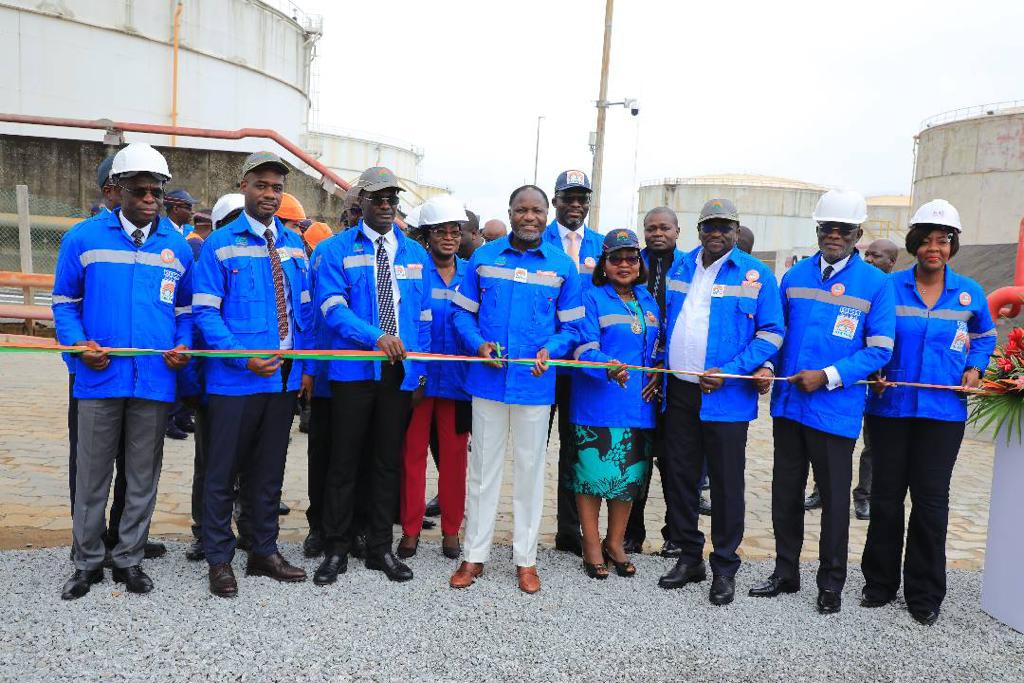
[590,0,614,231]
[533,115,544,185]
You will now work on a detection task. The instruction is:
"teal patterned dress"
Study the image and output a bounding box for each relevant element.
[570,425,651,501]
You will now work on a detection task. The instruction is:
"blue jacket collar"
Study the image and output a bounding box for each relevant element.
[684,245,740,269]
[544,220,594,244]
[227,212,287,241]
[812,248,862,273]
[425,254,466,279]
[905,263,960,291]
[498,234,553,257]
[108,209,169,237]
[353,219,410,252]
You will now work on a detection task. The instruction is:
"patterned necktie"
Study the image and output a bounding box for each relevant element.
[822,264,834,282]
[566,230,580,266]
[376,235,397,336]
[132,229,144,248]
[264,229,289,341]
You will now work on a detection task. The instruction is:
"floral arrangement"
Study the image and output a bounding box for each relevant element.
[970,327,1024,441]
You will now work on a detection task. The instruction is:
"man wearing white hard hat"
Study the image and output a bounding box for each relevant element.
[860,199,995,626]
[749,189,896,615]
[53,143,193,599]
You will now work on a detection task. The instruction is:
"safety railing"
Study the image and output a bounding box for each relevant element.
[920,100,1024,130]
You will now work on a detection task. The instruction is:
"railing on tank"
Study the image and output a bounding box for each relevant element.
[639,175,827,191]
[920,100,1024,130]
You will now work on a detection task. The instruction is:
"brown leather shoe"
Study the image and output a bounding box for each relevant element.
[246,552,307,583]
[517,565,541,594]
[449,561,484,589]
[209,563,237,598]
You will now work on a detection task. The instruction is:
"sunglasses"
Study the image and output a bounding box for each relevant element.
[118,185,164,200]
[816,222,858,237]
[699,222,734,235]
[557,193,591,205]
[365,195,400,207]
[607,253,641,265]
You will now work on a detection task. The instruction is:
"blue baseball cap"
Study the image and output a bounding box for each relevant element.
[555,169,592,193]
[602,228,640,253]
[96,155,115,190]
[164,189,197,206]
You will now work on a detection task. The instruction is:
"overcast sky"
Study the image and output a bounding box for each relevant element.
[298,0,1024,231]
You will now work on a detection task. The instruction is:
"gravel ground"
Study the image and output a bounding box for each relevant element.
[1,542,1022,682]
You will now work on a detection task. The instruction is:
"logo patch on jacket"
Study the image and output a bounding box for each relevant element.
[830,283,845,297]
[160,278,176,304]
[710,284,726,298]
[831,306,860,340]
[950,321,969,352]
[160,248,175,264]
[235,236,247,247]
[959,291,971,306]
[745,269,760,282]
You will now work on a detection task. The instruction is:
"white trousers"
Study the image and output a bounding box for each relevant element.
[463,397,550,567]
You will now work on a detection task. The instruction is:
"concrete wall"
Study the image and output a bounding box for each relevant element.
[0,0,313,157]
[638,182,825,252]
[0,133,344,223]
[914,111,1024,246]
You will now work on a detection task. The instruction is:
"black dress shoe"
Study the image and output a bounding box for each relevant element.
[421,518,437,530]
[817,589,842,614]
[209,563,237,598]
[860,588,892,608]
[303,531,324,558]
[143,541,167,559]
[554,533,583,557]
[174,414,196,433]
[314,553,348,586]
[397,535,419,559]
[709,575,736,606]
[424,495,441,518]
[61,568,103,600]
[659,540,683,558]
[165,422,188,440]
[910,608,939,626]
[854,499,870,520]
[365,551,414,582]
[185,540,205,562]
[699,495,712,517]
[804,488,822,511]
[112,565,154,594]
[350,534,367,560]
[748,575,800,598]
[278,501,290,516]
[621,538,644,554]
[658,559,707,589]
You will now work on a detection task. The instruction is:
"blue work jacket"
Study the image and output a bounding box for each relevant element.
[542,220,604,284]
[314,222,431,392]
[423,256,470,401]
[770,252,896,439]
[52,209,194,402]
[452,236,583,405]
[307,235,340,399]
[867,265,996,422]
[663,247,785,422]
[640,246,686,273]
[571,283,661,428]
[192,212,314,396]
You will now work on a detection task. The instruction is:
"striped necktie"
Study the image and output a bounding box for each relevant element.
[264,229,289,341]
[376,236,397,336]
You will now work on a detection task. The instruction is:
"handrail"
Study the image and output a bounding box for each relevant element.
[0,113,351,195]
[0,271,54,288]
[920,100,1024,131]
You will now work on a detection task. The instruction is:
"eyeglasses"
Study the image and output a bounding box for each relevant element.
[607,253,641,265]
[428,227,462,239]
[365,195,400,207]
[117,184,164,200]
[699,222,734,235]
[816,222,858,237]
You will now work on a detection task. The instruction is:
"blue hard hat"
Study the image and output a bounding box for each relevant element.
[96,155,116,190]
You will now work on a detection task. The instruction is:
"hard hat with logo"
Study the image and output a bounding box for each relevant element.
[910,198,962,233]
[111,143,171,181]
[276,192,307,222]
[211,193,245,227]
[419,195,468,227]
[812,189,867,225]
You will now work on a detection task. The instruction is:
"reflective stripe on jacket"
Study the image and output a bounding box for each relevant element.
[424,256,470,401]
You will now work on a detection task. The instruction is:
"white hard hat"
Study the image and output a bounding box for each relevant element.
[211,193,245,226]
[910,198,962,233]
[404,204,422,229]
[110,143,171,181]
[812,189,867,225]
[419,195,469,227]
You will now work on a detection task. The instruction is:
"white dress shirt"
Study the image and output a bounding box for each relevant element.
[557,222,583,267]
[668,248,729,383]
[363,224,402,336]
[820,252,852,390]
[246,212,293,350]
[119,210,151,244]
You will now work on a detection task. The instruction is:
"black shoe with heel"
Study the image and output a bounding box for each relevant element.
[602,542,636,577]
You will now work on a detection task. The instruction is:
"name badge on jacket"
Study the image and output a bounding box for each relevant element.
[832,306,860,340]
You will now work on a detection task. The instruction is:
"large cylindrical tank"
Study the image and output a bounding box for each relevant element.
[637,174,827,254]
[0,0,317,155]
[914,104,1024,246]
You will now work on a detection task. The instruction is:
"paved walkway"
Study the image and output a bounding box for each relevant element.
[0,354,996,568]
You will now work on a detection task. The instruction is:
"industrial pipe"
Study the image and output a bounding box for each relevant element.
[0,113,352,195]
[988,287,1024,322]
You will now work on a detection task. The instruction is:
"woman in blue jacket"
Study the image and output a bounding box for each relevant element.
[860,200,996,626]
[571,229,661,579]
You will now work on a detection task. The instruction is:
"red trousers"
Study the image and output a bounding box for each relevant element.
[400,397,469,537]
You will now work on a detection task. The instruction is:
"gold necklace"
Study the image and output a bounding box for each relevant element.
[617,289,642,334]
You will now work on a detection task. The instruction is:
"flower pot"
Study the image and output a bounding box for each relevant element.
[982,434,1024,633]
